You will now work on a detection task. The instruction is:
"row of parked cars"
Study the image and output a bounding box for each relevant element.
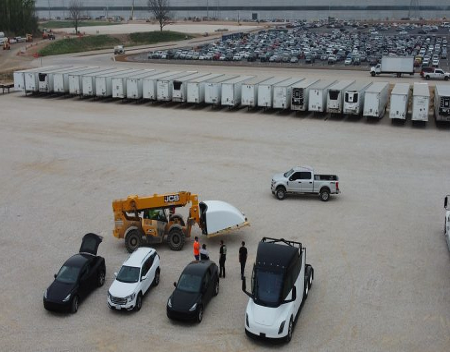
[43,233,219,323]
[145,21,449,69]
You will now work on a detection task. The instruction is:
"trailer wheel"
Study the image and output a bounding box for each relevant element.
[125,229,141,253]
[285,316,294,342]
[167,227,185,251]
[319,188,330,202]
[276,187,286,200]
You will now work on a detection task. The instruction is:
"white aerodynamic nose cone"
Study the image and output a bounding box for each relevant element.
[201,200,249,235]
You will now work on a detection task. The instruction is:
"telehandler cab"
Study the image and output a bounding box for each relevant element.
[112,191,249,252]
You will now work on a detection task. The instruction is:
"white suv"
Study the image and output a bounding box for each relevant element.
[107,247,160,311]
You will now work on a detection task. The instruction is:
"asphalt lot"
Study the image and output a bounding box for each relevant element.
[1,76,450,351]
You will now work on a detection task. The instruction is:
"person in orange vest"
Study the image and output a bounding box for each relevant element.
[193,236,200,261]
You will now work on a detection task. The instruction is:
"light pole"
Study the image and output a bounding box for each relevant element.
[131,0,135,20]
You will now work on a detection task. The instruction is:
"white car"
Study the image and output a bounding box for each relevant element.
[107,247,160,311]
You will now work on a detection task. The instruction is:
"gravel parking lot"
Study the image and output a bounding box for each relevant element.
[1,87,450,351]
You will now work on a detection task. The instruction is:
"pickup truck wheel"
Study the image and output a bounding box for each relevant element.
[125,230,141,253]
[152,268,160,287]
[135,293,142,312]
[320,189,330,202]
[445,77,449,81]
[285,316,293,342]
[425,75,430,80]
[370,71,375,77]
[167,227,185,251]
[304,280,309,298]
[276,187,286,200]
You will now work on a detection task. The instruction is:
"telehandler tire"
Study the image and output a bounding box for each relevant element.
[125,229,141,253]
[168,227,185,251]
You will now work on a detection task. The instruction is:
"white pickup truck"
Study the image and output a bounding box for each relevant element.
[444,195,450,251]
[271,166,340,201]
[422,68,450,80]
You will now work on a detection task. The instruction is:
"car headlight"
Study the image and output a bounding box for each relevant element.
[167,298,172,308]
[125,293,136,302]
[278,320,286,334]
[189,303,197,312]
[43,289,47,299]
[62,293,71,302]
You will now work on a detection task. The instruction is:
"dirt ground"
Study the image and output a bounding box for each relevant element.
[1,77,450,351]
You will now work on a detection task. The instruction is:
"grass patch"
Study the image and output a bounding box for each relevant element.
[39,21,120,29]
[38,35,120,56]
[38,31,191,56]
[129,31,192,45]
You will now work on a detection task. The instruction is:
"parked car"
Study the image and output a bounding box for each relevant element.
[107,247,160,312]
[43,233,105,313]
[167,260,219,323]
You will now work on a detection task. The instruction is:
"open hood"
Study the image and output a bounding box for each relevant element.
[200,200,249,236]
[79,233,103,255]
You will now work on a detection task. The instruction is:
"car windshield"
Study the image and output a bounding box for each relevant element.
[116,265,140,283]
[253,269,283,306]
[177,273,203,293]
[283,169,294,178]
[56,265,81,284]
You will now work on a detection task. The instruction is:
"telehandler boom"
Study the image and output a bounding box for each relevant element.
[113,191,249,252]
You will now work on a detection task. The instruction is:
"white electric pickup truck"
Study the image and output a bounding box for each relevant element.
[271,166,340,201]
[444,195,450,251]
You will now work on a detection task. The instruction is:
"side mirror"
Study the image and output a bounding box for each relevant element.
[242,277,252,298]
[54,274,57,279]
[445,196,448,209]
[173,282,177,288]
[141,276,146,281]
[114,272,117,278]
[291,286,297,301]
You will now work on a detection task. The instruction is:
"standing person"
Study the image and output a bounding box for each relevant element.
[239,241,247,280]
[219,240,227,278]
[200,244,210,260]
[193,236,200,261]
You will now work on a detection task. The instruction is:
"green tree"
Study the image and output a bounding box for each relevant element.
[0,0,38,35]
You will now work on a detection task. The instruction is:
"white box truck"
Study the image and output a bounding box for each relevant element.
[343,81,372,116]
[172,72,211,103]
[157,71,197,102]
[434,84,450,122]
[291,79,319,112]
[257,77,290,109]
[221,75,254,107]
[241,77,274,108]
[186,74,224,104]
[82,68,127,97]
[363,82,390,118]
[143,71,181,100]
[53,66,91,94]
[370,56,415,77]
[326,80,355,114]
[204,75,238,105]
[126,70,161,100]
[389,83,410,120]
[411,83,430,122]
[308,79,337,113]
[242,237,314,342]
[112,69,149,99]
[69,67,113,95]
[96,69,141,98]
[273,77,304,109]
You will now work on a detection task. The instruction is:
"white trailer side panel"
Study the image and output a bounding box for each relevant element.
[186,74,224,104]
[126,70,160,100]
[343,81,372,115]
[326,80,355,114]
[389,83,410,120]
[96,69,140,98]
[221,76,254,107]
[257,77,290,108]
[291,79,319,111]
[241,77,274,108]
[273,78,304,109]
[412,83,430,122]
[143,71,183,100]
[434,84,450,122]
[53,67,91,93]
[308,79,337,112]
[172,72,210,103]
[68,67,114,95]
[111,70,147,98]
[157,71,197,102]
[204,75,238,105]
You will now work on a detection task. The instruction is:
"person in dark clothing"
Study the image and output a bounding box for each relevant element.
[239,241,247,280]
[219,240,227,278]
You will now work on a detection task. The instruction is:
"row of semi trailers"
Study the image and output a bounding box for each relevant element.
[13,65,450,122]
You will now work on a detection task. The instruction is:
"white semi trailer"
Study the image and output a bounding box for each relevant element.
[308,79,337,113]
[412,83,430,122]
[126,70,163,100]
[39,66,86,93]
[204,75,238,105]
[14,66,57,92]
[172,72,211,103]
[68,67,113,95]
[363,82,389,118]
[95,69,141,98]
[273,77,304,110]
[434,85,450,122]
[221,75,254,107]
[257,77,290,109]
[343,81,372,116]
[326,80,355,114]
[112,69,151,99]
[186,74,224,104]
[143,71,183,101]
[157,71,197,102]
[291,79,319,112]
[389,83,410,121]
[53,66,91,94]
[241,77,274,108]
[82,68,127,97]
